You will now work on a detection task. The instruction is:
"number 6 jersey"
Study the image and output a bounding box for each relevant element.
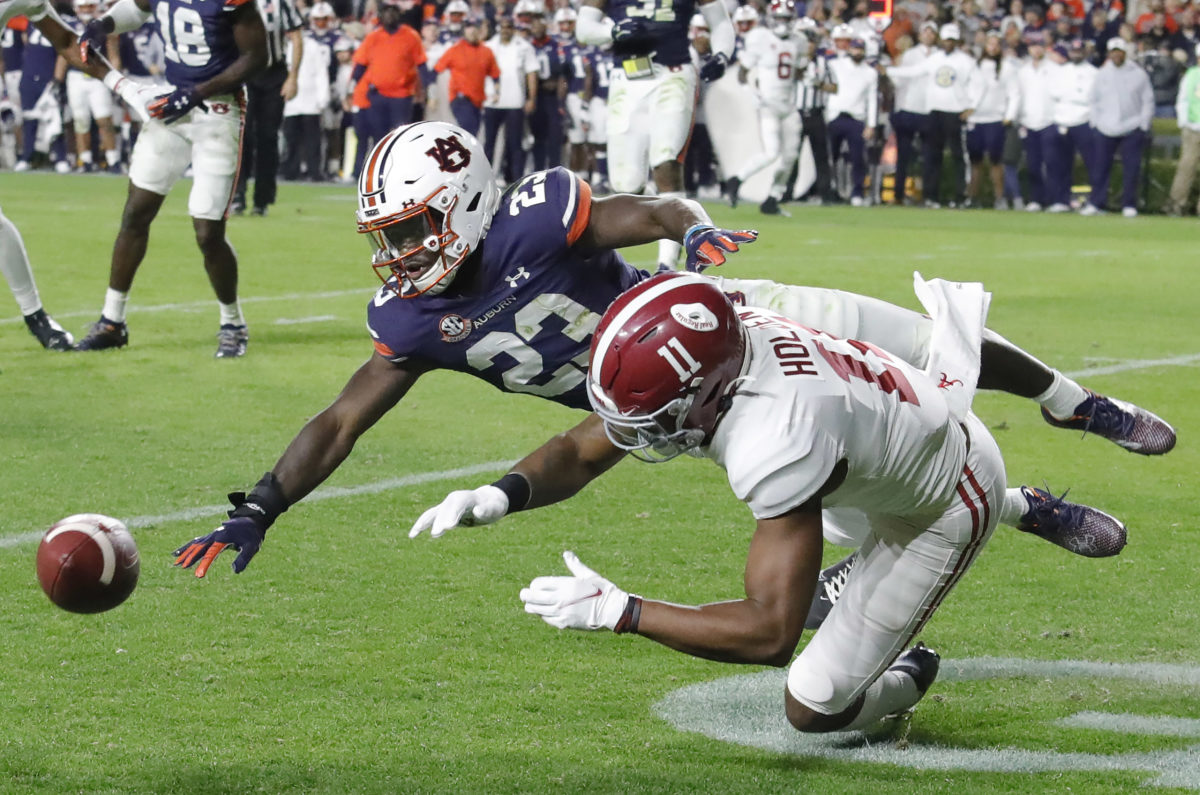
[366,168,649,410]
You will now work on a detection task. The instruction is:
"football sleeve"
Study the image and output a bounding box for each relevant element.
[504,167,593,251]
[725,417,842,520]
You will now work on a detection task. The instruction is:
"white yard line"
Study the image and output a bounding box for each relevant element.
[0,459,514,549]
[1063,352,1200,378]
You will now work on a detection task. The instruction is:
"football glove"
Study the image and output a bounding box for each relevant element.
[612,17,654,53]
[683,224,758,272]
[173,517,265,577]
[103,72,155,124]
[409,484,509,539]
[698,52,730,83]
[520,550,630,631]
[79,17,113,63]
[148,86,207,124]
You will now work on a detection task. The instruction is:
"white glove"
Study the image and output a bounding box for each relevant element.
[103,71,159,124]
[408,484,509,539]
[520,550,630,631]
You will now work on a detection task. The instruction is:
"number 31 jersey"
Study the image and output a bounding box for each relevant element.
[150,0,249,86]
[705,308,969,521]
[366,167,649,411]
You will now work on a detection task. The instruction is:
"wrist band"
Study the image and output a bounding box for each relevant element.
[491,472,531,512]
[228,471,289,529]
[683,223,714,248]
[613,595,642,635]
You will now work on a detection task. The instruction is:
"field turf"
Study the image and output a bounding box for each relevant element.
[2,172,1198,793]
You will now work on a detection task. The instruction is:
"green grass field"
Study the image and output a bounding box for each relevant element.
[2,172,1199,794]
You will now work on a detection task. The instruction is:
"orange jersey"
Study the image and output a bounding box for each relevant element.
[435,39,501,108]
[353,24,427,104]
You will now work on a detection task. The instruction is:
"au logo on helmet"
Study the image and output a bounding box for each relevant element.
[425,136,472,173]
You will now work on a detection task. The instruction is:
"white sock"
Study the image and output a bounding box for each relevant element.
[0,210,43,315]
[105,149,120,166]
[1034,371,1089,420]
[839,669,922,732]
[219,300,245,327]
[1000,487,1031,527]
[79,150,93,165]
[102,288,129,323]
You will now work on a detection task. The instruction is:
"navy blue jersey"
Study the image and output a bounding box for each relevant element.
[2,24,24,73]
[561,38,588,94]
[311,28,341,83]
[605,0,695,66]
[588,45,611,99]
[150,0,246,86]
[530,34,565,89]
[117,21,164,78]
[20,24,56,81]
[366,167,650,410]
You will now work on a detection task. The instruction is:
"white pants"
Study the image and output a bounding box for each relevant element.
[565,93,589,145]
[66,71,113,127]
[128,91,245,220]
[2,71,22,125]
[713,277,934,371]
[735,103,802,199]
[787,412,1005,714]
[587,95,607,145]
[605,62,697,192]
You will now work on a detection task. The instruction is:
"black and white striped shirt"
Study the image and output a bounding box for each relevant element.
[255,0,305,69]
[799,53,833,113]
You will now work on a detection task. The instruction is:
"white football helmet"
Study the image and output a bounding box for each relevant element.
[733,5,758,32]
[356,122,501,298]
[74,0,99,21]
[443,0,469,29]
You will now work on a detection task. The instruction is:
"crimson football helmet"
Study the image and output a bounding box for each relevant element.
[587,274,748,462]
[356,122,500,298]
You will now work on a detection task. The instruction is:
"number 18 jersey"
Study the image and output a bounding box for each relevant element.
[150,0,249,86]
[366,167,649,410]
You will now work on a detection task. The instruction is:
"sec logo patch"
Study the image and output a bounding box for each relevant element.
[439,314,473,342]
[935,66,956,87]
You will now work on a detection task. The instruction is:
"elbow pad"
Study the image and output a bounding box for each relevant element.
[577,5,615,46]
[104,0,152,34]
[701,0,735,58]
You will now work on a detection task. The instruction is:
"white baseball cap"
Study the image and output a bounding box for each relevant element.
[1108,36,1127,52]
[939,22,961,40]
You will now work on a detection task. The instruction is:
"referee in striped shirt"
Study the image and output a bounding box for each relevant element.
[796,21,836,204]
[233,0,305,216]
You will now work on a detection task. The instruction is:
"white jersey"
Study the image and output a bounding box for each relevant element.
[705,307,967,522]
[1,0,52,26]
[738,26,800,112]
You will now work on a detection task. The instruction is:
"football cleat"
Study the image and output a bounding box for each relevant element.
[724,176,741,208]
[888,642,940,695]
[215,324,249,358]
[1016,485,1126,558]
[760,196,788,216]
[74,317,128,351]
[1042,389,1176,455]
[24,309,73,351]
[804,553,856,630]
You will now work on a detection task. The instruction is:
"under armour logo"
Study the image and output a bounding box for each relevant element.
[402,199,417,209]
[505,267,530,288]
[938,372,964,389]
[425,135,471,173]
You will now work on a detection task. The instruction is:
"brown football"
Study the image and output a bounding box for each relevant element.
[36,514,140,614]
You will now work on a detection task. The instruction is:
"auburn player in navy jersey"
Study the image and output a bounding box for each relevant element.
[575,0,736,270]
[73,0,269,357]
[173,120,1175,583]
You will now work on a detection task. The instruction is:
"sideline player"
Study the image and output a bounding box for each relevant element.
[1,0,151,350]
[171,121,1174,579]
[72,0,270,357]
[507,273,1109,733]
[574,0,736,270]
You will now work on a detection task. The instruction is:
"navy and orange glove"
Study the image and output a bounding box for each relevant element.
[148,86,207,124]
[79,17,113,63]
[699,52,730,82]
[174,472,287,577]
[683,224,758,272]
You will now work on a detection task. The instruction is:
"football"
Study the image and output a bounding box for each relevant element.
[36,514,140,614]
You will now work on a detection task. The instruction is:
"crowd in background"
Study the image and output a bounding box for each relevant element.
[3,0,1200,215]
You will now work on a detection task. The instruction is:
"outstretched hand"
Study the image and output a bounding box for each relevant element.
[683,225,758,272]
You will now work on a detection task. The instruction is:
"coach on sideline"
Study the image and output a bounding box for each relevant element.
[433,20,499,136]
[1081,38,1154,217]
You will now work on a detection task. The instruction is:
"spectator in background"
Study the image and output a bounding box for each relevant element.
[1045,38,1095,210]
[350,0,427,151]
[1136,0,1178,36]
[281,5,333,181]
[1171,10,1200,58]
[1015,30,1057,211]
[1082,37,1154,217]
[434,19,500,135]
[1167,42,1200,215]
[888,21,937,206]
[1141,37,1184,116]
[483,14,537,183]
[966,30,1018,208]
[331,37,358,179]
[233,0,305,217]
[1081,4,1119,62]
[826,36,878,206]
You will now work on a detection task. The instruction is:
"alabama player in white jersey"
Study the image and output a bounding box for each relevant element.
[1,0,150,350]
[724,0,801,215]
[418,272,1134,733]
